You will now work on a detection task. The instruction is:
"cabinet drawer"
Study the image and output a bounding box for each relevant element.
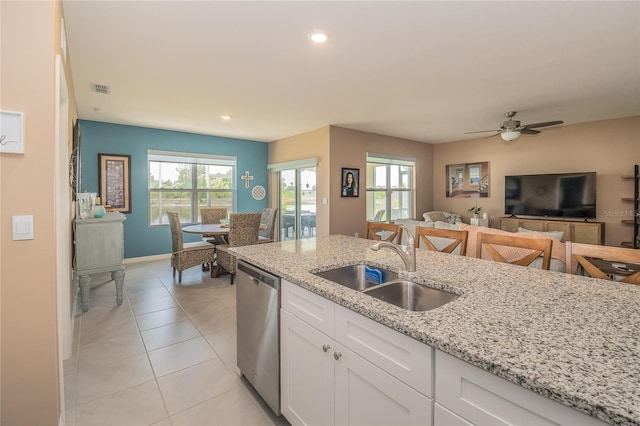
[335,304,433,397]
[281,279,334,336]
[435,350,606,425]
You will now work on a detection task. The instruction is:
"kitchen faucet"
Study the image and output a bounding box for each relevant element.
[370,225,416,272]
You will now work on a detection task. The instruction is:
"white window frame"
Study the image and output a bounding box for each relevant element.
[366,153,415,221]
[148,150,237,225]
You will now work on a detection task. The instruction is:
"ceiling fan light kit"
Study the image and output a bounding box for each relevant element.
[466,111,563,142]
[501,130,521,141]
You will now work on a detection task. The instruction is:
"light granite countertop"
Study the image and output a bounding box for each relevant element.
[231,235,640,425]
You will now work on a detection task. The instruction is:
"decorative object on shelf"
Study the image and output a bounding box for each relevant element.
[468,202,482,218]
[93,205,106,218]
[0,110,25,154]
[445,161,490,198]
[341,168,359,197]
[241,170,254,188]
[99,153,131,213]
[69,120,81,200]
[252,184,266,200]
[482,211,489,220]
[77,192,96,219]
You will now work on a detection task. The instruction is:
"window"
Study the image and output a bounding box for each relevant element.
[365,154,415,221]
[148,150,236,225]
[468,165,481,185]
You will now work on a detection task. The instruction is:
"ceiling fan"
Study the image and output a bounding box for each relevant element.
[466,111,563,142]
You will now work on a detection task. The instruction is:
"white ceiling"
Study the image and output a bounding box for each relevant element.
[62,1,640,144]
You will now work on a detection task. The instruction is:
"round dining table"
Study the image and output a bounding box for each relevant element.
[182,223,231,276]
[182,223,229,234]
[182,222,266,277]
[182,222,267,243]
[182,223,230,244]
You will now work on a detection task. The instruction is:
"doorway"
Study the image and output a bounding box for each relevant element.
[279,167,316,241]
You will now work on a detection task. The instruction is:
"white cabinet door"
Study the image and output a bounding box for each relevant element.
[281,281,434,426]
[334,343,433,426]
[281,310,334,426]
[434,403,473,426]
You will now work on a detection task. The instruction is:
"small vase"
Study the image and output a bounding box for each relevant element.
[472,213,479,219]
[93,205,106,218]
[482,212,489,219]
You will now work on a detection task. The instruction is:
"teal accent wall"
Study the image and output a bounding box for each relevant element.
[78,120,268,259]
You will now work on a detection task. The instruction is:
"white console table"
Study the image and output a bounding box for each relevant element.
[74,212,126,312]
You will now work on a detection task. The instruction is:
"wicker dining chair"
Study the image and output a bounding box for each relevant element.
[258,207,278,243]
[167,211,215,283]
[200,207,228,243]
[215,212,262,284]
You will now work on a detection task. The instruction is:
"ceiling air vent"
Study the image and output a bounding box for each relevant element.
[90,83,111,94]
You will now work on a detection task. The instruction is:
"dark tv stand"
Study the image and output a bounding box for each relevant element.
[497,217,605,245]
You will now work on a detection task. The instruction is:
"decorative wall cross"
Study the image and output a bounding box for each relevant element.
[241,170,254,188]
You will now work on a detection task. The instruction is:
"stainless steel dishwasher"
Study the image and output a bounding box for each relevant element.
[236,260,281,415]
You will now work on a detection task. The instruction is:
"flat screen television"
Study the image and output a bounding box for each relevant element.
[504,172,597,219]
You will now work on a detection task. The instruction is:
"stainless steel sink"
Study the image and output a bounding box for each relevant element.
[313,264,398,291]
[362,280,459,311]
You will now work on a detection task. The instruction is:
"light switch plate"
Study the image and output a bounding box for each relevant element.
[12,215,34,240]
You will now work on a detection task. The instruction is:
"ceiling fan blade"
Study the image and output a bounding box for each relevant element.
[520,128,541,135]
[464,129,500,134]
[522,120,564,129]
[484,132,501,140]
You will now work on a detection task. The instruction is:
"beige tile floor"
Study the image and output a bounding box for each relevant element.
[64,259,290,426]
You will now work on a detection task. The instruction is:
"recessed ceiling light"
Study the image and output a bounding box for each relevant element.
[221,114,232,121]
[310,32,329,43]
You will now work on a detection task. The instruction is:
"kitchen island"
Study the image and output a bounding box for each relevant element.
[231,235,639,425]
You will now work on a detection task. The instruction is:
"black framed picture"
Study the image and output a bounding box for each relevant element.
[99,153,131,213]
[341,168,359,197]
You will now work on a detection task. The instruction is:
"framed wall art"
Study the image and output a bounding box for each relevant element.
[445,161,490,198]
[99,153,131,213]
[341,168,359,197]
[0,110,25,154]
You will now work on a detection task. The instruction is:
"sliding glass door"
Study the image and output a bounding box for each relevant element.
[279,167,316,241]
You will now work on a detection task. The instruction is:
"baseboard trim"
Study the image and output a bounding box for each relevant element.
[123,253,171,264]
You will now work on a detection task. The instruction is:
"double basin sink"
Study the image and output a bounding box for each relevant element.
[313,264,458,312]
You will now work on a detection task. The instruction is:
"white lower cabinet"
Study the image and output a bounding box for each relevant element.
[280,280,608,426]
[434,403,473,426]
[281,309,334,426]
[435,350,607,425]
[281,280,433,426]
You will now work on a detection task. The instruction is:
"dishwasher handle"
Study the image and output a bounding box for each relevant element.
[237,261,280,290]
